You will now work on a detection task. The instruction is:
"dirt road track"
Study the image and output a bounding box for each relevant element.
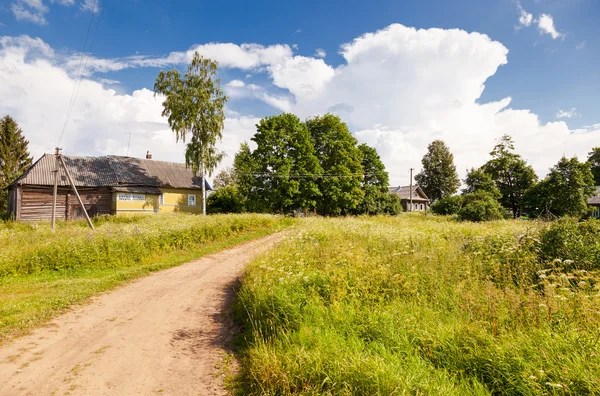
[0,233,282,396]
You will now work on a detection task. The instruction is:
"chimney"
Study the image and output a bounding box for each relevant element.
[146,151,153,160]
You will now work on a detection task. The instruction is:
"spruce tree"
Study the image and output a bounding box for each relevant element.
[414,140,460,202]
[0,115,32,213]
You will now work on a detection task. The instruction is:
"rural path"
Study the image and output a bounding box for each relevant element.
[0,233,283,396]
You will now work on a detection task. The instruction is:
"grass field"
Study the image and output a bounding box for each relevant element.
[233,214,600,395]
[0,213,292,343]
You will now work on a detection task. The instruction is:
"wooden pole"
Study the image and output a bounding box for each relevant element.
[409,168,414,212]
[58,155,94,230]
[51,147,61,231]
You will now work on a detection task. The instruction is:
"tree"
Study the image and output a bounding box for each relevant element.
[207,185,244,214]
[523,156,595,218]
[306,114,364,215]
[249,114,322,213]
[430,195,463,215]
[358,143,389,191]
[414,140,460,202]
[233,142,260,212]
[457,191,504,222]
[355,143,397,215]
[213,167,236,189]
[481,135,537,218]
[463,167,501,199]
[588,147,600,186]
[154,52,227,215]
[0,115,32,214]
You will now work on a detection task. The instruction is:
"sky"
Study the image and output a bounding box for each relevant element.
[0,0,599,186]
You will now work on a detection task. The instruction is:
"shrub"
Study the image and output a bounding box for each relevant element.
[356,188,403,215]
[538,218,600,270]
[207,185,245,214]
[457,191,504,222]
[430,195,463,215]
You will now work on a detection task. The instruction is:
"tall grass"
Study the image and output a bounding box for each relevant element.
[233,214,600,395]
[0,213,292,341]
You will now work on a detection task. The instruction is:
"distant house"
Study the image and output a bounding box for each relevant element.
[6,153,211,221]
[590,187,600,219]
[389,185,430,212]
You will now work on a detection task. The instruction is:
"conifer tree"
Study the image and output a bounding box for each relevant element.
[0,115,32,213]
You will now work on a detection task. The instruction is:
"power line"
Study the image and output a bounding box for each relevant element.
[235,172,385,179]
[57,0,101,147]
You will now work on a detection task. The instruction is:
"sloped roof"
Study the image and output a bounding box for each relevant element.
[390,185,429,201]
[589,187,600,205]
[9,154,211,190]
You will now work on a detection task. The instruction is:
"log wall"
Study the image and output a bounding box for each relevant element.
[18,186,113,222]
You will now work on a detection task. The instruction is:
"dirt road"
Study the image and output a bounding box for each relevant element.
[0,233,282,396]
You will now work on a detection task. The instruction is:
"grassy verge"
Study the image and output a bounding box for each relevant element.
[233,214,600,395]
[0,213,293,343]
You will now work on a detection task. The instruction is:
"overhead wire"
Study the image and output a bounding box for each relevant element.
[57,0,101,147]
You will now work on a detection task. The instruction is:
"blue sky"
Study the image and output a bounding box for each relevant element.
[0,0,598,185]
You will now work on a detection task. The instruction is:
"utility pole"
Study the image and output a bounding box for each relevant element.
[51,147,61,231]
[59,155,94,230]
[409,168,414,212]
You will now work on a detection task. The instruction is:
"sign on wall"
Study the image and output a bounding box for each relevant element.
[118,193,146,201]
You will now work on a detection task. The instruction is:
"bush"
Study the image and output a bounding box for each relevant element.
[457,191,504,222]
[356,188,403,215]
[538,218,600,270]
[430,195,463,215]
[207,186,245,214]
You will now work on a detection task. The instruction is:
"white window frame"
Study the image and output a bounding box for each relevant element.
[159,194,164,205]
[188,194,196,207]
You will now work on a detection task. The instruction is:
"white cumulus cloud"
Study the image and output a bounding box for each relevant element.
[536,14,564,39]
[516,1,533,28]
[556,108,579,119]
[0,24,597,187]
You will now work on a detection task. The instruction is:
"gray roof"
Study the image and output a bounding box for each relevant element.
[390,185,429,201]
[9,154,211,190]
[589,187,600,206]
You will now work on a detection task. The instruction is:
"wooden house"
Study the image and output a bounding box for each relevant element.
[389,186,430,212]
[589,187,600,219]
[6,153,211,221]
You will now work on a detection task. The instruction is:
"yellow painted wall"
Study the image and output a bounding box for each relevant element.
[113,189,205,216]
[158,188,203,214]
[114,194,160,215]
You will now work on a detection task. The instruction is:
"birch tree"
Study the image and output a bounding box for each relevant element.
[154,52,227,215]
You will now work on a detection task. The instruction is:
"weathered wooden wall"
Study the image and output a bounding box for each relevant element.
[18,186,113,222]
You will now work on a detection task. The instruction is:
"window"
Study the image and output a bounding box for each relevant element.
[118,193,145,201]
[420,204,424,210]
[188,194,196,207]
[159,194,164,205]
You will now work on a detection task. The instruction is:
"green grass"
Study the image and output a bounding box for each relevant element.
[233,214,600,395]
[0,213,293,343]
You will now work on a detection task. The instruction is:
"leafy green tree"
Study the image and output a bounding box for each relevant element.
[414,140,460,202]
[354,143,397,215]
[457,191,504,222]
[250,114,322,213]
[523,156,595,218]
[430,195,463,215]
[588,147,600,186]
[154,52,227,215]
[232,142,260,211]
[0,115,32,214]
[481,135,537,218]
[213,167,236,189]
[207,185,244,214]
[306,114,364,215]
[463,167,501,199]
[358,143,389,191]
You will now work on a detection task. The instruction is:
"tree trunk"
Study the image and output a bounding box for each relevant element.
[201,159,206,216]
